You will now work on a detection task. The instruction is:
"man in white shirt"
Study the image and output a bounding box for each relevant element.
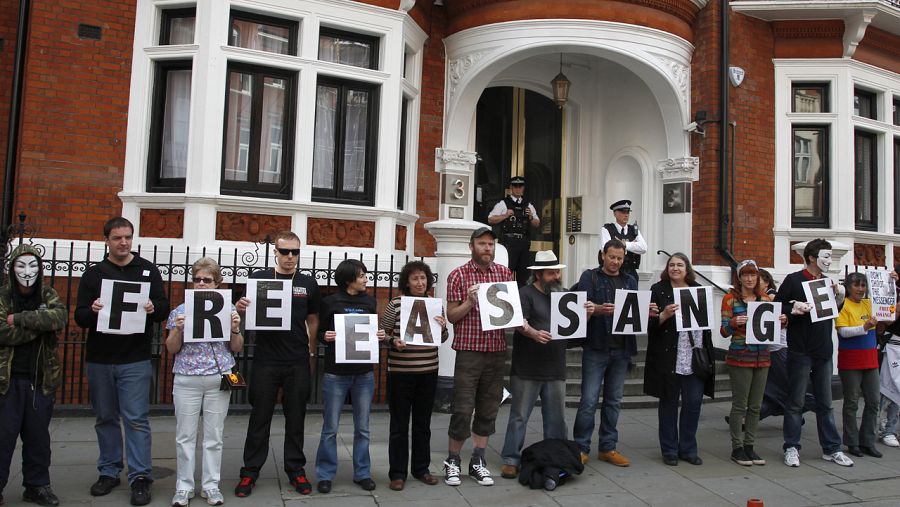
[599,200,646,282]
[488,176,540,286]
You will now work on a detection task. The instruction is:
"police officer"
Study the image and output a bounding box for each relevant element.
[599,199,646,282]
[488,176,540,286]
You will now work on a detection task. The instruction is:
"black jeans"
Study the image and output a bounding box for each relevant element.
[0,377,54,491]
[388,372,438,480]
[240,362,310,479]
[503,239,532,287]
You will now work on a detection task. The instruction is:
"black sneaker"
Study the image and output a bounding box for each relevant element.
[731,447,753,466]
[130,477,152,506]
[468,456,494,486]
[744,446,766,465]
[289,471,312,495]
[234,477,255,497]
[23,486,59,506]
[90,476,120,496]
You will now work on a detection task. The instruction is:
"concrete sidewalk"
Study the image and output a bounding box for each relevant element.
[4,400,900,506]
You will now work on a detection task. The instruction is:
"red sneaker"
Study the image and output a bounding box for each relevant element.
[290,473,312,495]
[234,477,255,497]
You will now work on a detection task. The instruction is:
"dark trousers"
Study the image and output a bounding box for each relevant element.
[0,378,54,491]
[388,372,438,480]
[657,373,705,458]
[504,239,531,287]
[241,362,310,479]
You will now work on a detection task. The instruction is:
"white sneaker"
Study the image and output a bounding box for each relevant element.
[784,447,800,467]
[880,434,900,447]
[171,490,194,507]
[201,488,224,505]
[443,457,461,486]
[823,451,854,467]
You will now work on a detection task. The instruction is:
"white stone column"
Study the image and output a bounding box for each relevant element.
[656,157,699,260]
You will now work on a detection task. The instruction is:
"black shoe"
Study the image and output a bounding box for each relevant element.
[130,477,152,506]
[23,486,59,507]
[731,447,753,466]
[744,446,766,465]
[234,476,255,497]
[663,455,678,466]
[860,446,883,458]
[290,471,312,495]
[354,478,376,491]
[317,480,332,494]
[90,476,120,496]
[847,446,864,457]
[679,455,703,465]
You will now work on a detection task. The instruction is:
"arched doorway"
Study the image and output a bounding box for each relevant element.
[474,87,562,255]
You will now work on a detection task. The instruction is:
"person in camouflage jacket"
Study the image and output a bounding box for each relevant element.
[0,244,67,506]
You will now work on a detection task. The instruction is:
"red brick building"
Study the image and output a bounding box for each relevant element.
[1,0,899,289]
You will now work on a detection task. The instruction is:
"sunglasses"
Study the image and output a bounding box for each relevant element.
[192,276,215,284]
[276,248,301,256]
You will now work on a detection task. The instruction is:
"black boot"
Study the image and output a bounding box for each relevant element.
[23,485,60,506]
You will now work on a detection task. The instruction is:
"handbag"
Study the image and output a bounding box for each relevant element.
[688,332,713,381]
[209,343,247,391]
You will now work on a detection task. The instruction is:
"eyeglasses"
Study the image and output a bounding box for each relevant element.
[276,248,301,256]
[192,277,215,284]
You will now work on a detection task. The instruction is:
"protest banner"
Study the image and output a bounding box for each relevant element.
[335,314,379,363]
[97,279,150,335]
[802,278,838,323]
[867,269,897,321]
[745,301,782,345]
[399,297,443,347]
[674,286,716,331]
[550,291,587,340]
[477,282,523,331]
[611,289,651,335]
[183,289,232,343]
[245,279,292,330]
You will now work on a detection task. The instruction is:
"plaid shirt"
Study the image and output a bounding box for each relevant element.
[447,260,513,352]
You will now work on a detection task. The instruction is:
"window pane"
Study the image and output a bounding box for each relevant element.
[223,72,253,182]
[893,99,899,126]
[342,89,369,193]
[313,85,338,190]
[854,131,876,228]
[792,84,828,113]
[167,16,195,44]
[160,69,191,179]
[792,127,828,224]
[319,32,374,68]
[258,77,286,185]
[230,18,291,55]
[895,138,900,233]
[854,89,876,120]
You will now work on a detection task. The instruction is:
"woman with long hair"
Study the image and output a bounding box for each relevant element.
[644,253,715,466]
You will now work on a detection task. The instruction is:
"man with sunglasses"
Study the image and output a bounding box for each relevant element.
[233,231,320,497]
[599,200,646,283]
[75,217,169,506]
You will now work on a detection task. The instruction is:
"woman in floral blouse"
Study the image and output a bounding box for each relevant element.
[165,258,243,506]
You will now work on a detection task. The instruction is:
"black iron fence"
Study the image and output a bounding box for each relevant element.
[4,230,422,411]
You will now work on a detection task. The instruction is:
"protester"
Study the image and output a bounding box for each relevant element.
[573,239,656,467]
[645,252,713,466]
[75,217,169,505]
[316,259,386,493]
[443,227,514,486]
[720,260,785,466]
[488,176,540,286]
[835,272,893,458]
[775,238,851,467]
[878,266,900,448]
[759,269,777,296]
[381,261,448,491]
[0,245,66,507]
[165,258,244,506]
[599,200,647,282]
[500,251,594,479]
[234,231,320,497]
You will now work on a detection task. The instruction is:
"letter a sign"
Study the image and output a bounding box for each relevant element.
[612,290,651,335]
[477,282,524,331]
[399,297,442,347]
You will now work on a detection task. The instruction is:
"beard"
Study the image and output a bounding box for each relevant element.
[539,280,565,293]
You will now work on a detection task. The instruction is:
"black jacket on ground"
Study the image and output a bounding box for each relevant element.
[518,438,584,490]
[644,279,715,400]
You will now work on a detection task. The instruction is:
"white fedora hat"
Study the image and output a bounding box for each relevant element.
[527,250,566,270]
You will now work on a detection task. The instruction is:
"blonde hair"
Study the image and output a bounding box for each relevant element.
[192,257,223,285]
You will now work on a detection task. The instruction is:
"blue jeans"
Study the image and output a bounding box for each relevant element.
[879,395,899,438]
[783,353,841,454]
[315,372,374,482]
[86,360,153,484]
[573,348,630,454]
[657,373,705,458]
[501,376,567,466]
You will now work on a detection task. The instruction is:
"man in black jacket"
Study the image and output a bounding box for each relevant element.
[75,217,169,505]
[775,238,851,468]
